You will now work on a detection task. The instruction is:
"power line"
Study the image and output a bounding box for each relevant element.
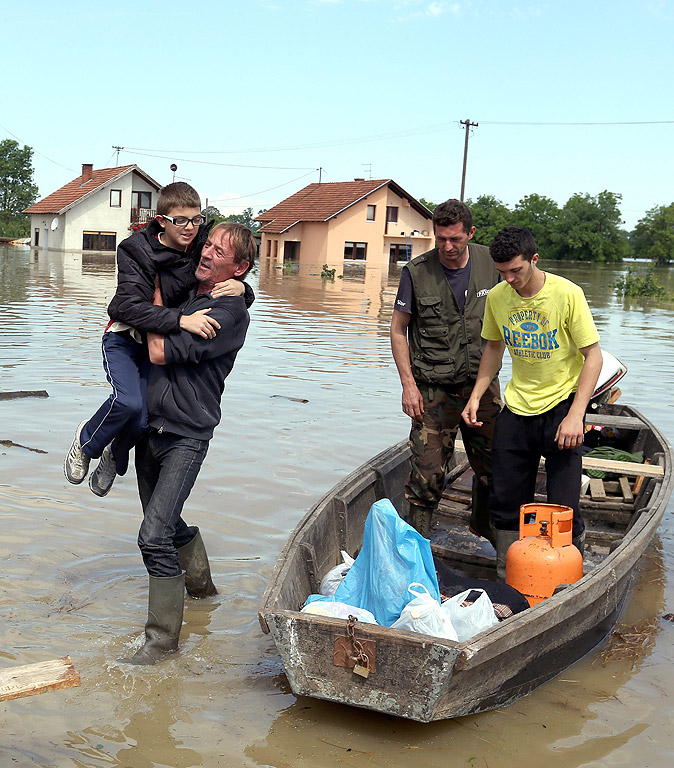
[120,122,461,156]
[120,148,316,171]
[0,123,76,172]
[481,120,674,126]
[118,118,674,158]
[204,169,319,206]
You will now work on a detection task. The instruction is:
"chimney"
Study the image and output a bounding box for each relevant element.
[82,163,93,181]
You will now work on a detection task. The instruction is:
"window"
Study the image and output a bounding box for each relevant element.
[366,204,376,221]
[344,241,367,260]
[386,206,399,223]
[110,189,122,207]
[83,232,117,251]
[390,244,411,262]
[34,229,39,246]
[132,190,152,210]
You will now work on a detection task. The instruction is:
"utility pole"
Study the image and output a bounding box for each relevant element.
[112,145,124,166]
[318,167,323,184]
[459,119,478,201]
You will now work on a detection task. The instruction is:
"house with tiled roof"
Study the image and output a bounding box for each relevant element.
[24,163,161,252]
[256,179,434,268]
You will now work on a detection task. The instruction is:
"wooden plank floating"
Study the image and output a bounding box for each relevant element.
[0,390,49,401]
[0,656,80,702]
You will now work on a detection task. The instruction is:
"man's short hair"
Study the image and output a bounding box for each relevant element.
[490,226,537,263]
[432,199,473,233]
[210,221,257,277]
[156,182,201,215]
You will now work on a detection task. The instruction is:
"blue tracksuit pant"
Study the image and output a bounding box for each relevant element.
[80,330,151,475]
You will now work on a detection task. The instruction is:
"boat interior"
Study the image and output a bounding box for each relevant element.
[433,408,666,580]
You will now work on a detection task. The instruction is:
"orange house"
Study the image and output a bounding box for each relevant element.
[256,179,434,269]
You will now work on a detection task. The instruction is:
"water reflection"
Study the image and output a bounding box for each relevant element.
[257,255,401,325]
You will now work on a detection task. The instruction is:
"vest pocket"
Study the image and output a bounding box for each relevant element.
[418,325,450,359]
[413,357,456,381]
[417,295,443,317]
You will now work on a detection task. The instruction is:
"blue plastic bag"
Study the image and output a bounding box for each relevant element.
[306,499,440,626]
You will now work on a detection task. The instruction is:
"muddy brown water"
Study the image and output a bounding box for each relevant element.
[1,246,674,767]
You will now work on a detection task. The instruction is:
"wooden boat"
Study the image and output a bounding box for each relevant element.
[258,403,673,722]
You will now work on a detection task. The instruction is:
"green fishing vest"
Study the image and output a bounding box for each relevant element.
[406,243,500,386]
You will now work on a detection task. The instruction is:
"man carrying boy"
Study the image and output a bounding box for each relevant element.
[64,182,251,497]
[461,226,602,578]
[125,221,255,665]
[390,199,501,543]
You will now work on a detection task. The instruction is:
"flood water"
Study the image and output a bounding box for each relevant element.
[1,245,674,767]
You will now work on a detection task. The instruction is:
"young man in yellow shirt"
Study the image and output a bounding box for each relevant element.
[461,227,602,579]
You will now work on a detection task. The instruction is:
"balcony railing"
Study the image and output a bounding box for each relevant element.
[130,207,156,224]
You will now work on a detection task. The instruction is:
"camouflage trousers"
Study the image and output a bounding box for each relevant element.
[405,379,502,517]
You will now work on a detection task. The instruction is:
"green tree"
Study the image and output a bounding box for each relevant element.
[466,194,511,247]
[550,191,628,262]
[630,203,674,265]
[202,205,223,224]
[512,193,560,255]
[419,197,437,212]
[225,207,261,231]
[0,139,39,238]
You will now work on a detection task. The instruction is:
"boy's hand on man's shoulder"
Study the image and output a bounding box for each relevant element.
[212,279,245,299]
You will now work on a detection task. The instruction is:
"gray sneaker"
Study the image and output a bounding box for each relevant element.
[64,421,90,484]
[89,444,117,497]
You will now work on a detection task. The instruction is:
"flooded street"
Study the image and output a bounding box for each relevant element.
[1,245,674,767]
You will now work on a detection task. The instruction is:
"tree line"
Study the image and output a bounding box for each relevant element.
[421,193,674,264]
[1,138,672,264]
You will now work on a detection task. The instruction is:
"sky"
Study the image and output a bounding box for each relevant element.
[2,0,673,230]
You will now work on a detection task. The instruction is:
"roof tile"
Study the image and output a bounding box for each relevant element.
[256,179,431,229]
[24,165,145,214]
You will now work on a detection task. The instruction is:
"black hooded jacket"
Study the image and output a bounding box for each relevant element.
[106,220,255,335]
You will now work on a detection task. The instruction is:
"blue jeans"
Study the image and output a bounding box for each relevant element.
[135,431,209,577]
[80,331,151,475]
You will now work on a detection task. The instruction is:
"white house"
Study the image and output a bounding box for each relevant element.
[24,163,162,252]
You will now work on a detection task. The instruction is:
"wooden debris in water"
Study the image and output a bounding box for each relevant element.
[593,619,659,668]
[0,656,80,702]
[0,439,48,454]
[0,390,49,401]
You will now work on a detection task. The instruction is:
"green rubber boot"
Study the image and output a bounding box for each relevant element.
[177,529,218,598]
[124,573,185,665]
[495,528,520,583]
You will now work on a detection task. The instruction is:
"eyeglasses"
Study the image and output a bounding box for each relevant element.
[161,214,206,227]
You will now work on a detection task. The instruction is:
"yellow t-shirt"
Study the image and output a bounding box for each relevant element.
[482,272,599,415]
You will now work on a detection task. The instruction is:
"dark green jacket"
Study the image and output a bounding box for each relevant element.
[406,243,500,385]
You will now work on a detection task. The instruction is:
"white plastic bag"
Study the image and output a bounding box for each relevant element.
[391,583,458,641]
[441,588,499,641]
[319,550,355,596]
[301,600,377,624]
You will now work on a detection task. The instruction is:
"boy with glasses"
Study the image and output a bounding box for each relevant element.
[65,181,254,497]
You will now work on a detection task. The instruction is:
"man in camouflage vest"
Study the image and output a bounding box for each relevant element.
[390,199,501,543]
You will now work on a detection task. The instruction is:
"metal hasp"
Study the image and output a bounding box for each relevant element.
[333,615,376,678]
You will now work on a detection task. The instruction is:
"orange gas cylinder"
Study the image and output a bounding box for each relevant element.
[505,503,583,607]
